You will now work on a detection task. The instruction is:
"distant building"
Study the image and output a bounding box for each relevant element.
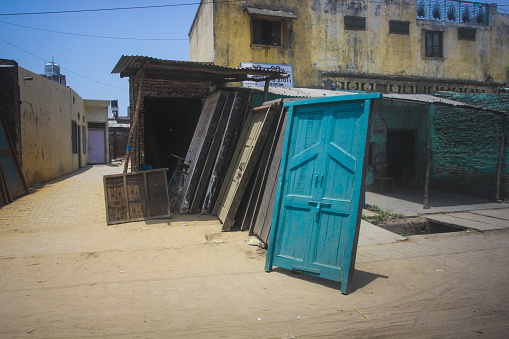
[41,60,66,86]
[189,0,509,93]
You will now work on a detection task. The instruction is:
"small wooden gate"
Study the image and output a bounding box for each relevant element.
[103,168,170,225]
[265,93,381,293]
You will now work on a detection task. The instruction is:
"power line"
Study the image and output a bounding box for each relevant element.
[0,1,245,16]
[0,0,503,17]
[0,38,128,92]
[0,20,188,41]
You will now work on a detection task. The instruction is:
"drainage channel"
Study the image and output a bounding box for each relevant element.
[376,218,468,236]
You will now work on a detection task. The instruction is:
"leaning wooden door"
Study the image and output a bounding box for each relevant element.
[215,104,277,231]
[266,94,380,293]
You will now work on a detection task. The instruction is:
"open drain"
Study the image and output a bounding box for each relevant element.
[376,218,467,236]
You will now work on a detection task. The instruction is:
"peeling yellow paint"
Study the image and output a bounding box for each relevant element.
[189,0,509,88]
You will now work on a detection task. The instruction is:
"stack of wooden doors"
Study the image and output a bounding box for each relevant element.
[174,90,250,214]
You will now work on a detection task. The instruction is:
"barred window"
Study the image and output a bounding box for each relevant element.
[252,19,282,46]
[426,31,443,58]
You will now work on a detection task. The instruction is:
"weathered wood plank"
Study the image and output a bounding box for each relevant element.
[176,91,228,214]
[189,92,235,214]
[103,168,170,225]
[215,103,279,231]
[251,110,288,244]
[239,103,285,231]
[201,92,249,214]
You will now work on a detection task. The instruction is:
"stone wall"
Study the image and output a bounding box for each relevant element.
[432,93,509,199]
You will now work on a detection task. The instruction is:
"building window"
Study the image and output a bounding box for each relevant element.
[389,20,410,35]
[82,125,87,154]
[458,28,476,41]
[344,16,366,30]
[71,121,78,154]
[252,18,282,46]
[426,31,443,58]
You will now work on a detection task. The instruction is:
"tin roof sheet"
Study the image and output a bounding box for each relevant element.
[112,55,288,83]
[383,93,507,114]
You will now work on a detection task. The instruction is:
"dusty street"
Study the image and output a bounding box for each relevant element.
[0,165,508,338]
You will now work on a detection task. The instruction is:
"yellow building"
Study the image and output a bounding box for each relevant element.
[0,59,109,188]
[189,0,509,93]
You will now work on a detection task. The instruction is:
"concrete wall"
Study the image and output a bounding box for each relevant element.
[189,2,215,62]
[431,93,509,199]
[190,0,509,90]
[18,67,87,186]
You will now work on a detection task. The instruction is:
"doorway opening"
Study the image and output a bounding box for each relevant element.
[143,97,203,174]
[386,130,416,187]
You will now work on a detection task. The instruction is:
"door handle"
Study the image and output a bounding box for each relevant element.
[308,201,331,222]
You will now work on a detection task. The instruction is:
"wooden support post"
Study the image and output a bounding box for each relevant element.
[424,104,431,209]
[263,79,270,103]
[496,113,507,201]
[123,64,147,173]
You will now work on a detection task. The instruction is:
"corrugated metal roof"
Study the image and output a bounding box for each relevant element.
[247,86,357,97]
[383,93,507,114]
[111,55,287,83]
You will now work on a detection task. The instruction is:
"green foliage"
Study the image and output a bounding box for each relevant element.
[365,205,405,225]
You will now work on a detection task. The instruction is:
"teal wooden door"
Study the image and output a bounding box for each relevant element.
[265,93,381,293]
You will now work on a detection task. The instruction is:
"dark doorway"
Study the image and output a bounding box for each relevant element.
[143,97,203,173]
[386,130,416,187]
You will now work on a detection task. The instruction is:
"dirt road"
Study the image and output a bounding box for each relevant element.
[0,165,508,338]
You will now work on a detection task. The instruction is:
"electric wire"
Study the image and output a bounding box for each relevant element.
[0,0,246,16]
[0,20,188,40]
[0,0,505,17]
[0,38,128,92]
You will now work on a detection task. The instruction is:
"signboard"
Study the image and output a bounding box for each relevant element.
[241,62,294,88]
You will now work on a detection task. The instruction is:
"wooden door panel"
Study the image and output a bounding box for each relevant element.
[215,104,278,230]
[266,94,380,293]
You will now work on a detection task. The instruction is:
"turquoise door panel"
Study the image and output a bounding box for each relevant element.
[265,93,381,293]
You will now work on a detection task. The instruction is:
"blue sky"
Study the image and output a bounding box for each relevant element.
[0,1,198,116]
[1,1,508,116]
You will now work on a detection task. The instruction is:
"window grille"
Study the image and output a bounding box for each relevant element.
[252,19,282,46]
[426,31,443,57]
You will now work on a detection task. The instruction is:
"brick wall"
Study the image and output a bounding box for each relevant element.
[0,59,21,162]
[109,126,130,161]
[128,77,210,169]
[432,93,509,200]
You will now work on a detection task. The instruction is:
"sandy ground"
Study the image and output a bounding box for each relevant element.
[0,165,508,338]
